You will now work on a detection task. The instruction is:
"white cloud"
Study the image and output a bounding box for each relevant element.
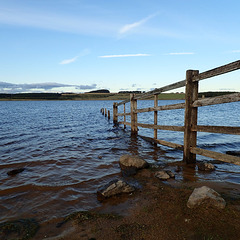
[99,53,151,58]
[0,6,117,36]
[0,81,98,93]
[59,56,78,65]
[119,13,158,34]
[230,50,240,53]
[166,52,195,55]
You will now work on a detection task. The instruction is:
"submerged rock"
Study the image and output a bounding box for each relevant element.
[120,155,149,169]
[119,155,149,176]
[187,186,226,209]
[198,162,215,171]
[155,170,175,181]
[7,168,25,176]
[97,179,135,201]
[0,218,39,240]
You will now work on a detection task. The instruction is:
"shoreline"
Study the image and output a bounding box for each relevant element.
[2,164,240,240]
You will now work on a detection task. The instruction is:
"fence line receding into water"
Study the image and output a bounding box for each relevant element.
[103,60,240,166]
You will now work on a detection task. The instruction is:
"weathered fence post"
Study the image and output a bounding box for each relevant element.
[154,94,158,140]
[183,70,199,164]
[108,110,110,120]
[123,103,126,129]
[113,102,118,124]
[105,108,107,117]
[130,93,138,135]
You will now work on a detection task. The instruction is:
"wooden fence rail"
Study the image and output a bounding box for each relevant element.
[109,60,240,165]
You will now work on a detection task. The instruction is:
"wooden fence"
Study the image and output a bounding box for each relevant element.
[110,60,240,165]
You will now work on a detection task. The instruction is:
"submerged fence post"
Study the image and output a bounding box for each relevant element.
[113,102,118,124]
[130,93,138,135]
[108,110,110,120]
[183,69,199,164]
[154,94,158,140]
[123,103,126,129]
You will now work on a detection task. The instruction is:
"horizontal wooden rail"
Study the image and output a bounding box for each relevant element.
[193,60,240,82]
[135,80,186,100]
[192,125,240,135]
[117,112,131,117]
[139,135,184,150]
[191,147,240,166]
[135,102,185,113]
[193,92,240,107]
[137,123,184,132]
[117,99,130,106]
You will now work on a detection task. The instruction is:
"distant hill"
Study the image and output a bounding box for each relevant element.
[0,93,61,100]
[198,91,237,98]
[88,89,110,93]
[0,91,237,101]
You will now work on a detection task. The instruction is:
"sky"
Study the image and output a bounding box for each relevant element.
[0,0,240,94]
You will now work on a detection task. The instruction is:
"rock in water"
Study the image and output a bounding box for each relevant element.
[155,170,175,180]
[155,171,170,180]
[97,179,135,201]
[187,186,226,209]
[7,168,25,176]
[119,155,149,176]
[198,162,215,171]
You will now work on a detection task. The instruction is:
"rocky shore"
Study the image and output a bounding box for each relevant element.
[1,156,240,240]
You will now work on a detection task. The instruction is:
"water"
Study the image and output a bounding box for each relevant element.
[0,100,239,223]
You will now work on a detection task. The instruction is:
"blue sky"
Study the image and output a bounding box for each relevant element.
[0,0,240,93]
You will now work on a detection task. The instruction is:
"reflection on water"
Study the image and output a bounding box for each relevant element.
[0,100,239,223]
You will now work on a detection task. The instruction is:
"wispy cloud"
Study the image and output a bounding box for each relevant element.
[76,84,97,90]
[99,53,151,58]
[0,81,97,93]
[59,49,90,65]
[119,13,158,34]
[165,52,195,55]
[59,56,78,65]
[230,50,240,53]
[0,6,117,36]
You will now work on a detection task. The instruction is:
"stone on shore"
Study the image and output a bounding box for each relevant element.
[97,179,135,201]
[120,155,149,169]
[119,155,149,176]
[155,170,175,181]
[198,162,215,171]
[187,186,226,209]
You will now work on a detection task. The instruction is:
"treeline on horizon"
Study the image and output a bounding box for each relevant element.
[0,91,237,100]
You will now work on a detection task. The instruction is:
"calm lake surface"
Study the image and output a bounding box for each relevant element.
[0,100,239,223]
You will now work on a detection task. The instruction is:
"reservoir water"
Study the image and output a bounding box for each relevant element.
[0,100,239,223]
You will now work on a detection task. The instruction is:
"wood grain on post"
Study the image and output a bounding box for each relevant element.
[113,102,118,124]
[124,103,126,129]
[130,93,138,134]
[183,70,199,164]
[154,94,158,139]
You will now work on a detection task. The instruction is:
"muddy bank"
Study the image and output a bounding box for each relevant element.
[3,164,239,240]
